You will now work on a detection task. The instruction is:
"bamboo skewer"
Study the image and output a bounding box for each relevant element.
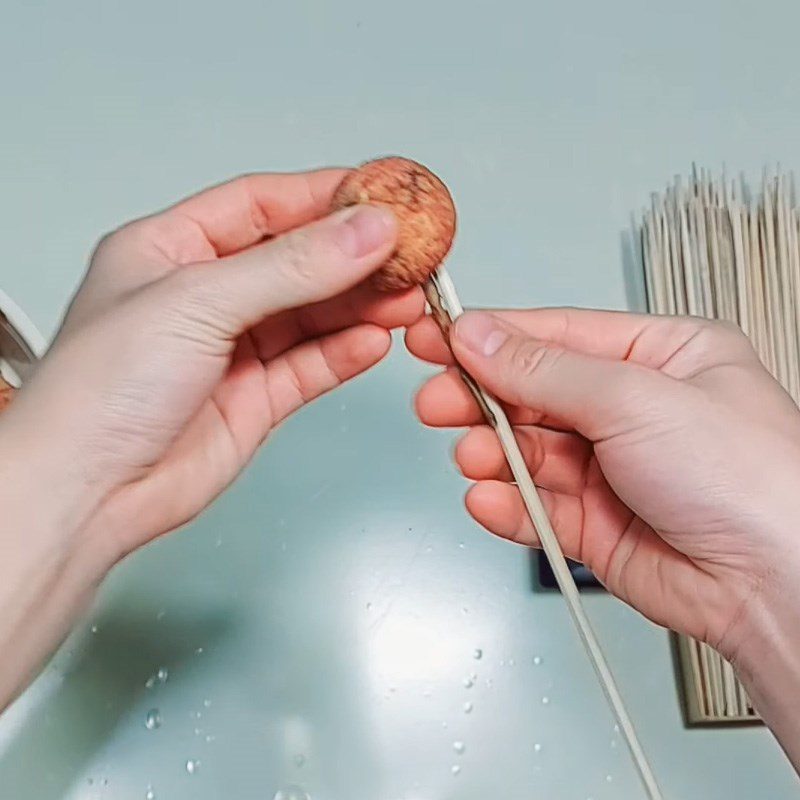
[642,167,800,725]
[424,267,664,800]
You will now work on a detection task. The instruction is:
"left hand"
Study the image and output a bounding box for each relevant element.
[0,170,422,704]
[13,169,423,554]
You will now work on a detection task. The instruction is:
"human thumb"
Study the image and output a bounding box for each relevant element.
[172,204,397,338]
[451,310,669,440]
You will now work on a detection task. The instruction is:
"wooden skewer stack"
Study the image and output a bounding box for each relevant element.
[643,166,800,402]
[640,166,799,724]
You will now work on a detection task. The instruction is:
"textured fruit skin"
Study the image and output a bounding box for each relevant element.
[331,157,456,291]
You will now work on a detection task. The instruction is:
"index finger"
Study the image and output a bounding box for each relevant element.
[406,307,658,365]
[150,169,348,260]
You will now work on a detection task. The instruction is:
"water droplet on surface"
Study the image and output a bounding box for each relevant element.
[205,734,215,743]
[473,649,482,660]
[463,701,473,714]
[214,538,222,548]
[144,709,161,730]
[144,676,156,689]
[156,610,166,621]
[203,699,211,708]
[462,676,474,689]
[533,656,542,666]
[91,625,98,634]
[157,668,168,684]
[541,696,550,705]
[534,743,542,752]
[365,602,372,611]
[613,724,620,733]
[293,753,306,767]
[458,542,465,549]
[606,774,613,783]
[451,765,461,776]
[273,787,311,800]
[185,759,199,774]
[508,658,515,667]
[145,787,155,800]
[195,647,204,656]
[453,741,465,754]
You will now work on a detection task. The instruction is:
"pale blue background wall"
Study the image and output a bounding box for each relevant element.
[0,1,798,798]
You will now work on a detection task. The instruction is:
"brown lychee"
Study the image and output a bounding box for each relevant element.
[331,157,456,291]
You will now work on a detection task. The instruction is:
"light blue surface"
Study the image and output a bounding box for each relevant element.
[1,1,798,797]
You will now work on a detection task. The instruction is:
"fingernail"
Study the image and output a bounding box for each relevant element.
[335,205,396,257]
[455,312,509,356]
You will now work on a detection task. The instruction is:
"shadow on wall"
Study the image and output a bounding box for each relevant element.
[0,606,236,800]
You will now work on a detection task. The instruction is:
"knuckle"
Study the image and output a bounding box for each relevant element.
[705,317,739,339]
[509,341,557,379]
[90,231,116,264]
[663,317,755,368]
[90,228,126,266]
[700,318,754,355]
[90,220,152,267]
[273,231,317,287]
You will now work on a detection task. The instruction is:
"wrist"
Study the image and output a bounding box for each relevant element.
[727,559,800,768]
[0,414,114,707]
[0,389,110,535]
[0,402,118,584]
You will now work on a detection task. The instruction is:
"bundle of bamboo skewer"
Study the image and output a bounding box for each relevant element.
[643,167,800,401]
[639,167,800,724]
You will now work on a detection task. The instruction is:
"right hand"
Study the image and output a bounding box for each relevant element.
[406,308,800,670]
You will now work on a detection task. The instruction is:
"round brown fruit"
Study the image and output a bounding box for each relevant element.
[330,157,456,291]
